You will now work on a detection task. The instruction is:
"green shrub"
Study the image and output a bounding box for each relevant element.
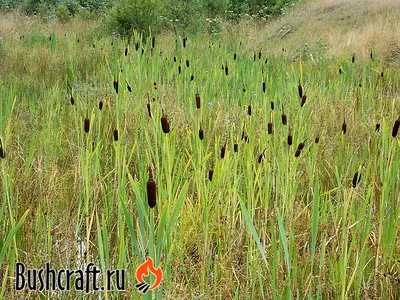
[108,0,162,38]
[56,4,71,22]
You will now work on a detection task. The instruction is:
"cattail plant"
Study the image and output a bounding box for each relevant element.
[370,50,373,59]
[196,92,201,109]
[392,117,400,137]
[298,84,303,99]
[268,122,273,134]
[265,58,268,64]
[262,81,266,93]
[183,37,187,48]
[114,129,119,141]
[381,71,384,78]
[342,118,347,134]
[221,141,227,158]
[247,104,252,116]
[253,53,256,61]
[70,94,75,105]
[375,123,380,132]
[297,139,307,151]
[352,54,355,63]
[126,81,132,92]
[199,128,204,140]
[135,42,139,51]
[281,105,287,125]
[99,101,103,110]
[125,47,128,56]
[258,149,266,163]
[178,66,181,74]
[84,117,90,133]
[152,37,155,49]
[147,166,157,208]
[258,50,262,60]
[0,139,5,159]
[288,134,293,146]
[208,168,214,181]
[225,64,228,76]
[186,59,189,68]
[301,95,307,107]
[173,56,177,62]
[161,112,170,134]
[352,171,361,188]
[147,95,152,119]
[234,143,238,152]
[315,136,320,143]
[154,81,157,90]
[295,149,301,157]
[113,78,118,94]
[339,68,342,75]
[234,53,237,60]
[270,102,274,110]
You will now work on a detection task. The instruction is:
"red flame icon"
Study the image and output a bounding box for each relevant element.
[135,257,163,294]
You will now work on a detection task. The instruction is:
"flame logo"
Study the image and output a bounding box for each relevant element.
[135,257,163,294]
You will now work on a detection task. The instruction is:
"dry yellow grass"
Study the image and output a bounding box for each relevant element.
[246,0,400,64]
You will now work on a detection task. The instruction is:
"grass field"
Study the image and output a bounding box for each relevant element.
[1,3,400,299]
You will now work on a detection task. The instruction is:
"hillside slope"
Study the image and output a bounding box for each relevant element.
[251,0,400,64]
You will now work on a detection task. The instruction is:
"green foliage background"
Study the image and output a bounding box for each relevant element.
[0,0,297,36]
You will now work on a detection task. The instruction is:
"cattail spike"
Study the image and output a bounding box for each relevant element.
[84,117,90,133]
[147,167,157,208]
[392,118,400,137]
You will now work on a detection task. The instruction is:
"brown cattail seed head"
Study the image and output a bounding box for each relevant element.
[199,128,204,140]
[301,95,307,107]
[352,55,355,63]
[173,56,176,62]
[392,118,400,137]
[125,47,128,56]
[247,105,251,116]
[70,95,75,105]
[127,83,132,93]
[375,123,380,132]
[152,37,155,49]
[147,178,157,208]
[84,117,90,133]
[0,139,5,159]
[258,152,265,163]
[186,60,189,67]
[282,113,287,125]
[270,102,274,110]
[113,79,118,94]
[339,68,342,75]
[221,144,226,158]
[295,149,301,157]
[342,119,347,134]
[147,103,152,119]
[99,101,103,110]
[262,81,266,93]
[315,136,320,143]
[183,37,187,48]
[114,129,118,141]
[161,115,170,134]
[288,135,293,146]
[234,53,237,60]
[297,142,305,151]
[196,93,201,109]
[178,66,181,74]
[225,64,228,76]
[267,122,273,134]
[234,143,238,152]
[352,171,361,188]
[298,84,303,99]
[208,168,214,181]
[381,71,384,78]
